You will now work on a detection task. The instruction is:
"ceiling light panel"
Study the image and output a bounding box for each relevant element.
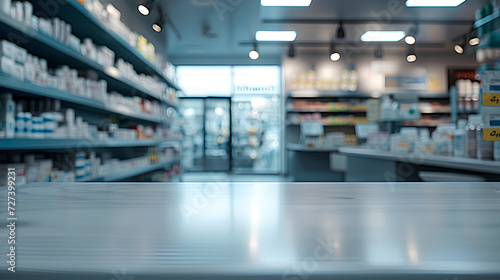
[256,31,297,41]
[361,31,405,42]
[261,0,312,6]
[406,0,466,7]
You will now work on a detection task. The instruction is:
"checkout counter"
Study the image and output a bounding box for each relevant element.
[337,146,500,182]
[1,182,500,279]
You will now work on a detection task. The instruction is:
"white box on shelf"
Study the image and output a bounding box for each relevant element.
[68,35,81,52]
[1,55,14,75]
[31,15,38,31]
[11,61,24,80]
[0,0,12,15]
[0,40,16,59]
[13,1,22,22]
[0,94,15,138]
[12,44,26,64]
[47,75,57,88]
[38,17,53,37]
[23,1,32,27]
[0,163,26,186]
[52,17,60,41]
[97,46,115,68]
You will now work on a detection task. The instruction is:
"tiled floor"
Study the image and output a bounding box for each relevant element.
[181,172,292,182]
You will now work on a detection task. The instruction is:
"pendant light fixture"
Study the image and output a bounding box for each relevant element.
[288,43,296,58]
[406,46,417,63]
[330,44,340,61]
[249,43,260,60]
[336,21,345,39]
[454,36,465,54]
[138,0,154,16]
[374,44,383,58]
[405,25,418,45]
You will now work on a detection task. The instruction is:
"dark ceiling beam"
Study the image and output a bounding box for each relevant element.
[262,18,473,25]
[239,41,446,48]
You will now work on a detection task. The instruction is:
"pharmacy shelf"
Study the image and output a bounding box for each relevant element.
[288,91,375,98]
[286,123,367,127]
[0,138,183,151]
[339,146,500,174]
[402,120,453,127]
[0,75,163,124]
[474,11,500,28]
[289,91,449,99]
[0,12,178,106]
[86,157,181,182]
[45,0,181,91]
[420,111,451,114]
[286,110,367,113]
[286,143,339,152]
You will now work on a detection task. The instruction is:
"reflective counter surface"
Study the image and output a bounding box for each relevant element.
[1,182,500,279]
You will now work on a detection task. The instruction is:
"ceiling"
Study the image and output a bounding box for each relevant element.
[159,0,487,62]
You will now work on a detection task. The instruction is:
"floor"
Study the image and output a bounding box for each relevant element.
[181,172,292,182]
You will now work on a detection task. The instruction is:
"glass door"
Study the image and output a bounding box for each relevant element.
[204,98,231,172]
[180,99,205,171]
[231,95,281,174]
[180,97,231,172]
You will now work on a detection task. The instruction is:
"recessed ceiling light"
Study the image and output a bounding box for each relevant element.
[406,0,466,7]
[256,31,297,41]
[361,31,405,42]
[261,0,312,6]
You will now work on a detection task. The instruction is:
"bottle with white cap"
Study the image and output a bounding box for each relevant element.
[494,141,500,161]
[466,114,481,159]
[453,119,467,157]
[476,117,494,160]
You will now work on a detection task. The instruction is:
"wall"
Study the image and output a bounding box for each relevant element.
[283,48,478,95]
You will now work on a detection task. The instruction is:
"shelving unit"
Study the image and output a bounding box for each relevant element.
[0,1,184,183]
[0,138,182,151]
[0,12,178,106]
[285,92,372,148]
[412,93,453,129]
[40,0,180,90]
[0,75,163,124]
[286,92,370,126]
[85,157,181,182]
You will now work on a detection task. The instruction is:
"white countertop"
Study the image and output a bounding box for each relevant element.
[286,143,339,152]
[1,182,500,279]
[339,146,500,174]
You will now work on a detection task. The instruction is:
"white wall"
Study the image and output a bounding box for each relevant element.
[283,49,478,95]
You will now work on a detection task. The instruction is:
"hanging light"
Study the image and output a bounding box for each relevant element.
[336,21,345,39]
[405,25,418,45]
[406,46,416,63]
[152,12,164,32]
[330,44,340,61]
[454,37,465,54]
[287,43,296,58]
[374,44,383,58]
[249,43,259,60]
[468,28,480,46]
[138,0,154,16]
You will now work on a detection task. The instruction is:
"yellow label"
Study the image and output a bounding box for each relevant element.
[428,78,442,91]
[482,93,500,106]
[423,146,436,152]
[483,128,500,141]
[397,142,411,147]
